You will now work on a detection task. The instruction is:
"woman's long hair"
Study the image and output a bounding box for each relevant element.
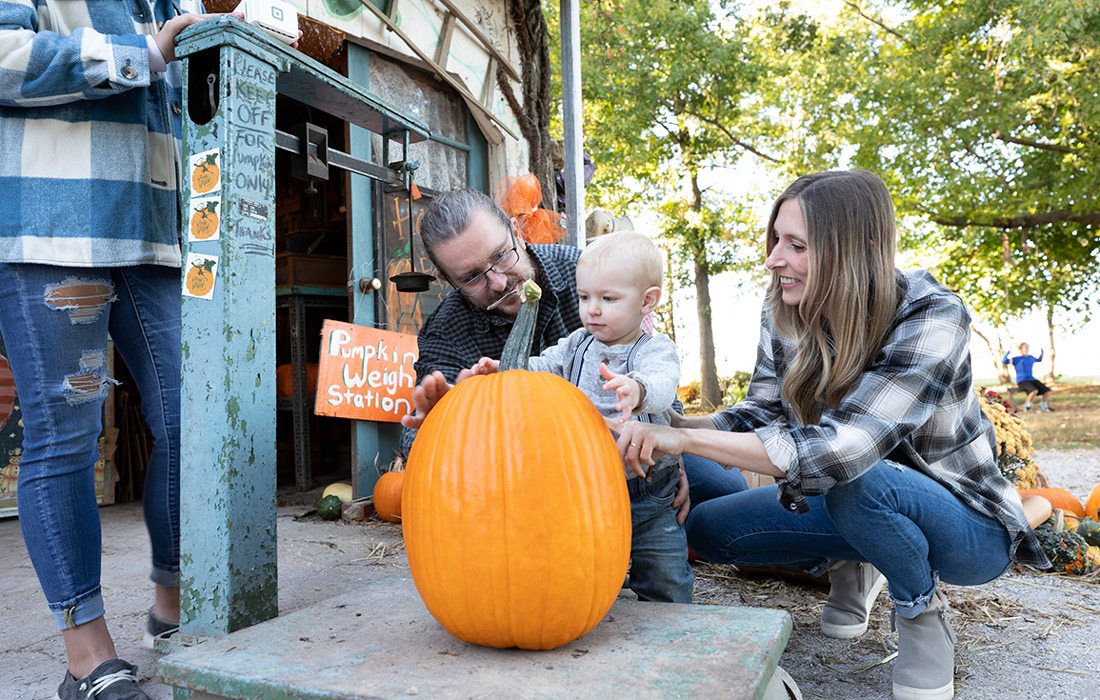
[766,170,899,425]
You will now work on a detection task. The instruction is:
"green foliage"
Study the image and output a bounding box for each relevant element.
[721,371,753,406]
[775,0,1100,327]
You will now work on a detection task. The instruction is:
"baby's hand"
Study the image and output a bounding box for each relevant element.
[466,357,500,376]
[599,362,643,423]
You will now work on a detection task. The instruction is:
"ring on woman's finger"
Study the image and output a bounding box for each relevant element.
[630,442,639,448]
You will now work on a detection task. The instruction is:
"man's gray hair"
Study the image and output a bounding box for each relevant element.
[419,189,512,264]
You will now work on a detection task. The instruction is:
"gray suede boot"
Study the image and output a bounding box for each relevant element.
[820,561,886,639]
[892,588,956,700]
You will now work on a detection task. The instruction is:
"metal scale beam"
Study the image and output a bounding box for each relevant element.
[174,17,427,638]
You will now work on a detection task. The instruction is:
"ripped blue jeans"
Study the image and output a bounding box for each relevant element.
[685,461,1013,618]
[0,264,181,630]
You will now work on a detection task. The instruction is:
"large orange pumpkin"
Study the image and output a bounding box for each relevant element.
[402,281,631,650]
[372,470,404,523]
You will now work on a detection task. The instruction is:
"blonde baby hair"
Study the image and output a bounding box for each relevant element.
[578,230,663,290]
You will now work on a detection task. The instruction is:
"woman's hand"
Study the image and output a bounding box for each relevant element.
[615,421,686,479]
[155,12,243,64]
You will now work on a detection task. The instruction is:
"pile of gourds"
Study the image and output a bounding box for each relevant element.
[977,388,1100,575]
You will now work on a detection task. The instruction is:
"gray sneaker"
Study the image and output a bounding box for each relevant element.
[143,606,180,650]
[892,588,956,700]
[820,561,886,639]
[55,659,149,700]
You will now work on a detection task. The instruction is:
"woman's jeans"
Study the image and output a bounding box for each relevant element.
[685,461,1013,617]
[0,264,181,631]
[683,453,747,504]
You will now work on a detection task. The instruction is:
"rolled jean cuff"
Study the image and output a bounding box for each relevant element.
[805,558,833,579]
[892,581,936,620]
[49,589,105,631]
[151,564,180,588]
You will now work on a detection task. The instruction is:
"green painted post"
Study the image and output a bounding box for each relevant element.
[346,44,401,499]
[173,17,427,647]
[176,21,289,637]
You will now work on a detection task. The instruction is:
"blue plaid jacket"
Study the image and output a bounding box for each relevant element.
[0,0,191,267]
[713,269,1049,568]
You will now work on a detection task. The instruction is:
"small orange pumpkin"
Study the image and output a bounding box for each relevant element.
[275,363,319,398]
[1085,484,1100,520]
[372,470,404,523]
[402,280,631,651]
[1017,487,1086,518]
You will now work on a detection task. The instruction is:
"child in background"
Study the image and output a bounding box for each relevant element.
[1003,342,1054,412]
[473,231,691,602]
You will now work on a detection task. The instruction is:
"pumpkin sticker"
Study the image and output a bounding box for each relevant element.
[188,197,221,241]
[182,253,218,300]
[189,149,221,195]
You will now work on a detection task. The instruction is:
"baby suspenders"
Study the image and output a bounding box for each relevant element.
[565,332,654,423]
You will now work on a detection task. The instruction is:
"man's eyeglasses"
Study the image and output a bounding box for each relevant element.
[454,233,520,293]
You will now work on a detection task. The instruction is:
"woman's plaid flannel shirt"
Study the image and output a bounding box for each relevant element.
[713,269,1048,568]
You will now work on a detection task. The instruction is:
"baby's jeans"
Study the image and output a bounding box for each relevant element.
[627,463,693,603]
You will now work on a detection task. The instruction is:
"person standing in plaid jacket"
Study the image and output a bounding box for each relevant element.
[0,2,237,698]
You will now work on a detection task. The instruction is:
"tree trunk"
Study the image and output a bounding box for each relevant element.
[1045,303,1057,383]
[972,325,1011,384]
[688,170,721,410]
[501,0,555,207]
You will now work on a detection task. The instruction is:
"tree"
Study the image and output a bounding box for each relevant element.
[573,0,777,408]
[769,0,1100,374]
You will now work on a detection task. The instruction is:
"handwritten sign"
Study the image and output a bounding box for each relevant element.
[314,320,418,422]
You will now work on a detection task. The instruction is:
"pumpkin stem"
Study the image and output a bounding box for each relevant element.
[499,279,542,372]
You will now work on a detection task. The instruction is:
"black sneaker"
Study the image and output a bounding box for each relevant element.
[143,606,180,650]
[55,659,149,700]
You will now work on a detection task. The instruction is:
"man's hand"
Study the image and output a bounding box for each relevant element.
[598,362,643,424]
[467,357,500,376]
[400,364,492,430]
[400,371,452,430]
